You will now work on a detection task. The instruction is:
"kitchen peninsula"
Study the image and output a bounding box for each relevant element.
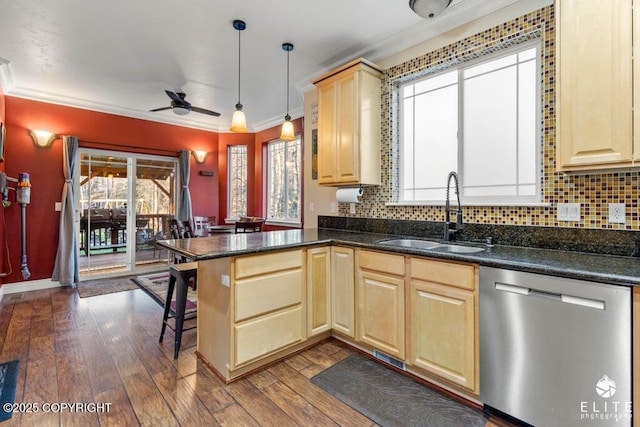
[156,227,640,395]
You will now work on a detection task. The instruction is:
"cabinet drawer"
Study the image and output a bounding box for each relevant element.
[411,258,476,291]
[358,250,404,276]
[234,305,304,366]
[235,269,303,322]
[235,250,303,279]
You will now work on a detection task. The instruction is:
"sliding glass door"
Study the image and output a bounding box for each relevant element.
[77,149,178,277]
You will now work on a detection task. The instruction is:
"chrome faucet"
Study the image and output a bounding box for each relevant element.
[444,171,464,241]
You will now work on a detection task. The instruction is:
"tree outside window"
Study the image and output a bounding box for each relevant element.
[267,136,301,223]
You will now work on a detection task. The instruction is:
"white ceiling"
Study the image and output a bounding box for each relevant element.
[0,0,523,132]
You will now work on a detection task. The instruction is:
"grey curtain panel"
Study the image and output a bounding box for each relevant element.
[177,149,192,223]
[52,136,79,285]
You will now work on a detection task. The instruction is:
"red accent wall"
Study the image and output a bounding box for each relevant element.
[3,96,219,284]
[0,84,5,279]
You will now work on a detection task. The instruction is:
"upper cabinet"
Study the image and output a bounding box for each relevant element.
[556,0,636,172]
[313,58,383,185]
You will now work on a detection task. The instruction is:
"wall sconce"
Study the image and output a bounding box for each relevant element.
[29,130,58,148]
[193,150,208,164]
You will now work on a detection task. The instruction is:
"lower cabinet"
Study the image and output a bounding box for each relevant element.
[331,246,355,338]
[408,257,478,393]
[197,249,310,381]
[307,246,332,336]
[356,250,405,360]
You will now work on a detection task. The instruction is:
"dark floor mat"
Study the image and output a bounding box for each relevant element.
[311,354,488,427]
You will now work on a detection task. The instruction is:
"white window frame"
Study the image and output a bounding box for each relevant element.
[226,145,247,222]
[396,40,543,206]
[265,136,302,227]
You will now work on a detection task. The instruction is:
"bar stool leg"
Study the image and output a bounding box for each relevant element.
[173,275,188,359]
[159,274,176,343]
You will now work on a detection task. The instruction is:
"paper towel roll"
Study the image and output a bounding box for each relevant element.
[336,187,363,203]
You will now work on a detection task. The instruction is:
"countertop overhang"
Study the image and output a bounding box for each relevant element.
[155,228,640,287]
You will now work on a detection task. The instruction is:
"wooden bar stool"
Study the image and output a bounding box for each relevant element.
[159,261,198,359]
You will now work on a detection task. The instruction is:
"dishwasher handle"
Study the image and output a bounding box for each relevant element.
[494,282,605,310]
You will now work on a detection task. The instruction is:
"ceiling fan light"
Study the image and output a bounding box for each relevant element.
[409,0,452,19]
[172,105,190,116]
[230,105,248,133]
[280,116,295,141]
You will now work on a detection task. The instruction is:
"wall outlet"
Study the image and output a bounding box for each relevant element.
[608,203,626,224]
[54,202,62,211]
[557,203,580,221]
[330,202,337,213]
[309,202,315,213]
[221,274,230,287]
[349,203,356,214]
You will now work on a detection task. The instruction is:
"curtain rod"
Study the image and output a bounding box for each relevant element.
[78,139,180,156]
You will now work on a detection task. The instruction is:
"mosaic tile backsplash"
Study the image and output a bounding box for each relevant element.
[339,5,640,231]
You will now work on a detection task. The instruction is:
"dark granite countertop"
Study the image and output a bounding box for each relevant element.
[155,228,640,287]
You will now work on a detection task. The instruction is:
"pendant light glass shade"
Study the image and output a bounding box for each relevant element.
[230,106,248,133]
[231,20,248,133]
[280,42,296,141]
[280,115,295,141]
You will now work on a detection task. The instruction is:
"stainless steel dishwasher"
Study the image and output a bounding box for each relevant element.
[480,267,631,427]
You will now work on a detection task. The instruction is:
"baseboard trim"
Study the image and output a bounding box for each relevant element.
[0,278,64,300]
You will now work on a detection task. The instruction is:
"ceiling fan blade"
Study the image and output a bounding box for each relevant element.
[190,106,221,117]
[149,106,172,112]
[165,90,183,104]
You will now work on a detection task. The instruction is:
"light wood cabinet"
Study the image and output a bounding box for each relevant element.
[313,58,383,185]
[356,250,405,359]
[556,0,635,171]
[331,246,355,338]
[408,257,478,393]
[307,247,331,336]
[197,249,314,381]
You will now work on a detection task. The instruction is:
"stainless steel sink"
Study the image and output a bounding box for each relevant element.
[433,244,485,254]
[377,238,484,253]
[377,239,442,249]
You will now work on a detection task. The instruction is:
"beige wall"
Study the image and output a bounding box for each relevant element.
[303,89,336,229]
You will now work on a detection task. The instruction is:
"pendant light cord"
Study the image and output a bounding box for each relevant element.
[237,29,241,105]
[286,49,290,115]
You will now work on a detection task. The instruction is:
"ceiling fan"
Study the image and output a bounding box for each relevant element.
[149,90,221,117]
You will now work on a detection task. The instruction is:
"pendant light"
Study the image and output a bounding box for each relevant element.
[230,19,248,133]
[280,42,296,141]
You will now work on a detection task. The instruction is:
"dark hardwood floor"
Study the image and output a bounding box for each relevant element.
[0,287,376,426]
[0,286,509,426]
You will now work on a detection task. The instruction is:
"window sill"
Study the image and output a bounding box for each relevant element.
[265,220,302,228]
[385,201,552,208]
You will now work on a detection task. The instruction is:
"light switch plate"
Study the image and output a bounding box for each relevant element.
[330,202,337,213]
[349,203,356,214]
[608,203,626,224]
[557,203,580,221]
[54,202,62,211]
[309,202,315,213]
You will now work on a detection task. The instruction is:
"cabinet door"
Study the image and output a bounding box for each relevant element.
[317,82,338,184]
[307,247,331,336]
[336,72,359,183]
[331,247,355,338]
[410,279,475,391]
[358,270,405,359]
[557,0,633,170]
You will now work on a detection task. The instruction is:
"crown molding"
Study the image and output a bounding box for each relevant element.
[298,0,533,94]
[250,106,304,133]
[5,85,223,132]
